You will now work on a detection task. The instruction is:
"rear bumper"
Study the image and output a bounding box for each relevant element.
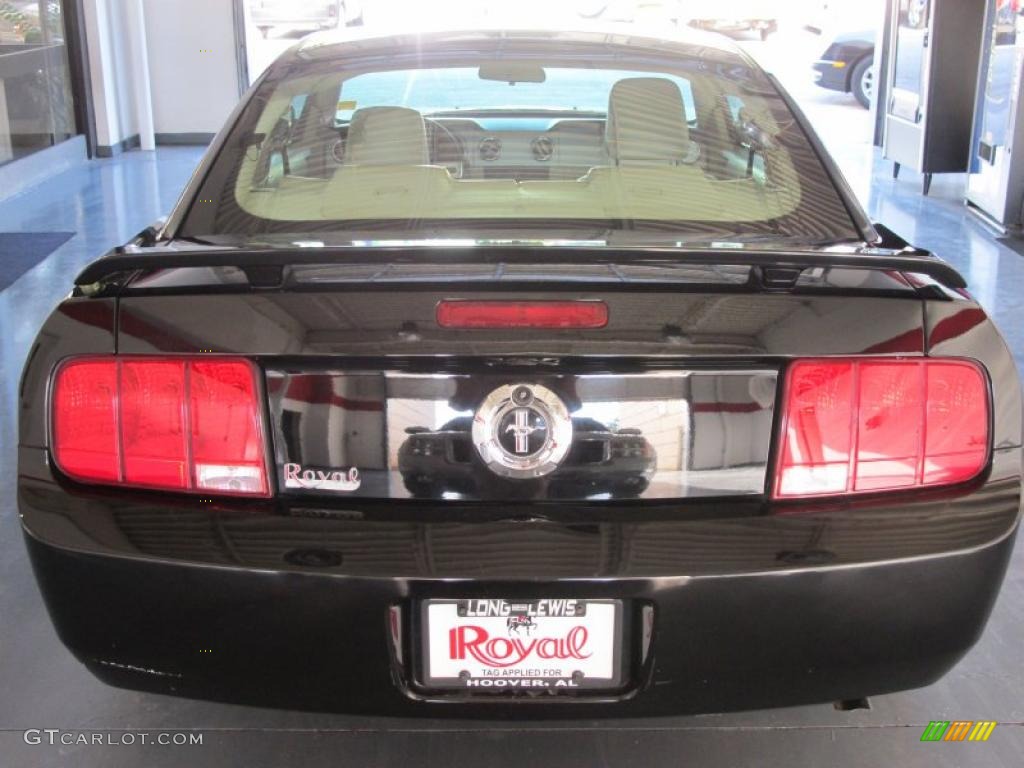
[19,446,1022,717]
[813,61,850,92]
[24,524,1018,717]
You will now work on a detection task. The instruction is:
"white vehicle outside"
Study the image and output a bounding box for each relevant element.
[681,0,778,39]
[251,0,363,38]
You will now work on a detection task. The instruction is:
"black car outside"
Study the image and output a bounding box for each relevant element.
[813,28,876,108]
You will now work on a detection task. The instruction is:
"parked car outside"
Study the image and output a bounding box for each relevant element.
[251,0,362,39]
[575,1,682,24]
[813,28,876,108]
[683,0,778,39]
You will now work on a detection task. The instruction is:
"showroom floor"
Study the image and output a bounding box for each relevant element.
[2,82,1024,768]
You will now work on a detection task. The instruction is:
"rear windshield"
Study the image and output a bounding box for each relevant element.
[180,45,860,246]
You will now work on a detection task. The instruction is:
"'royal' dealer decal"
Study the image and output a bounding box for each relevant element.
[284,463,361,492]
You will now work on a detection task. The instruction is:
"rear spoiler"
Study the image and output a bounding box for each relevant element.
[74,233,966,293]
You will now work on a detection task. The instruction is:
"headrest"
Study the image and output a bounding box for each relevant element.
[606,77,696,166]
[345,106,429,165]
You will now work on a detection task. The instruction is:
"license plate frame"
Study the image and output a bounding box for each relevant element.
[419,598,625,692]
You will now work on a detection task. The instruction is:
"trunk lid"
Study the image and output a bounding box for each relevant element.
[114,267,924,502]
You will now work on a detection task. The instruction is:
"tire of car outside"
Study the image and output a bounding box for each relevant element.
[851,56,874,110]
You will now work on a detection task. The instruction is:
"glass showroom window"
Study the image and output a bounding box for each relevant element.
[0,0,76,166]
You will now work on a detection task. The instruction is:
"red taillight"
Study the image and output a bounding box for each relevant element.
[774,358,989,499]
[52,357,269,497]
[436,300,609,329]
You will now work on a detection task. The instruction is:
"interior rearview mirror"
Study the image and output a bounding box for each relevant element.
[478,62,546,84]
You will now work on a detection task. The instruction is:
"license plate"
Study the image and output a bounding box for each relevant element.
[422,599,622,691]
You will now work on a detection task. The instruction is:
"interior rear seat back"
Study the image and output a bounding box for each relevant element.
[605,77,701,166]
[345,106,430,165]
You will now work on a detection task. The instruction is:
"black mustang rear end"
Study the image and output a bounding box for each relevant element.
[17,26,1021,717]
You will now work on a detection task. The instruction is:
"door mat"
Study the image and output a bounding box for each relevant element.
[0,231,76,291]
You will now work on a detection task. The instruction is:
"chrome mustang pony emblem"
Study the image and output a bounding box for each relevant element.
[505,408,544,455]
[473,384,572,479]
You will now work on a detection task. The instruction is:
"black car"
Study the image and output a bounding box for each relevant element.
[18,25,1021,717]
[399,415,657,499]
[813,29,876,108]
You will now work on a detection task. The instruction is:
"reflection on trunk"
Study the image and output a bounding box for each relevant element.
[267,370,776,501]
